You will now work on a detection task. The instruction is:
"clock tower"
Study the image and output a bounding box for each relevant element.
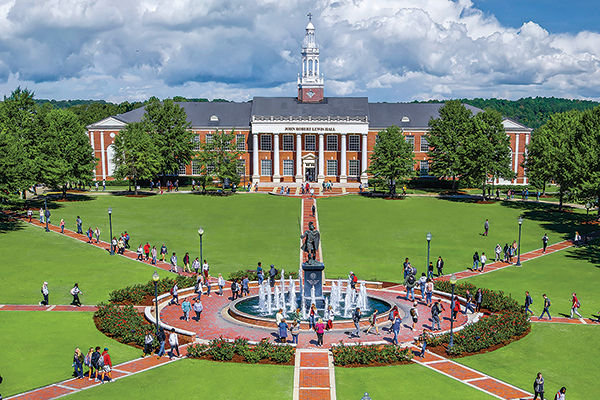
[298,14,324,103]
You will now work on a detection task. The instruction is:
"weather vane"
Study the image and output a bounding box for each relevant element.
[307,13,312,22]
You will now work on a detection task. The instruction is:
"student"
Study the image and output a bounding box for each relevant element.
[100,348,113,383]
[169,329,180,359]
[157,328,166,358]
[475,288,483,312]
[160,243,168,261]
[204,275,212,297]
[349,271,358,290]
[151,246,157,265]
[409,301,419,331]
[73,348,84,379]
[540,294,551,320]
[555,387,566,400]
[418,273,427,301]
[391,313,402,345]
[533,372,544,400]
[324,305,335,330]
[479,252,487,272]
[309,304,317,330]
[143,242,150,260]
[290,320,300,345]
[193,298,203,321]
[143,330,154,357]
[202,259,210,279]
[436,256,444,277]
[60,219,65,234]
[217,273,225,296]
[542,234,549,253]
[257,262,264,285]
[315,318,325,347]
[570,292,582,319]
[431,300,444,331]
[39,282,49,306]
[27,208,33,222]
[90,346,101,381]
[85,347,94,379]
[279,319,289,343]
[181,298,191,321]
[70,283,83,307]
[424,279,434,306]
[192,257,201,274]
[136,245,144,261]
[183,253,191,273]
[464,290,475,314]
[352,307,361,337]
[94,227,101,243]
[365,309,380,335]
[241,275,250,297]
[170,253,178,273]
[524,291,533,315]
[231,280,238,300]
[87,228,93,243]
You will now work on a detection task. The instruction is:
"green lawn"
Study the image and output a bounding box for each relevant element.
[458,323,600,400]
[335,363,493,399]
[463,240,600,315]
[64,358,293,399]
[0,312,141,398]
[36,193,300,277]
[318,195,586,282]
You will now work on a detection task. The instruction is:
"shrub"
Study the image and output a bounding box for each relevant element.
[186,337,294,364]
[108,276,197,305]
[187,343,209,358]
[227,269,297,282]
[243,350,262,364]
[434,281,520,312]
[94,303,151,346]
[270,345,295,364]
[206,337,235,361]
[332,343,413,366]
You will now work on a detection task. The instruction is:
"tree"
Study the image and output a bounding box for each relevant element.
[367,125,415,194]
[142,97,193,180]
[196,129,243,192]
[572,107,600,219]
[524,129,553,194]
[111,122,161,195]
[426,100,472,192]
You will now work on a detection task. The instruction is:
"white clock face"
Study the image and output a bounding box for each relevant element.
[307,90,315,98]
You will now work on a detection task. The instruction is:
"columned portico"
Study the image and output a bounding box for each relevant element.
[273,133,281,183]
[252,133,260,183]
[361,133,368,184]
[340,133,347,184]
[318,133,325,183]
[295,134,303,181]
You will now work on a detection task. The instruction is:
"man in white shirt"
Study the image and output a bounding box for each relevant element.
[168,329,180,359]
[479,252,487,272]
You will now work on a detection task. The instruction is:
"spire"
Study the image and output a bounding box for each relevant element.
[298,14,324,103]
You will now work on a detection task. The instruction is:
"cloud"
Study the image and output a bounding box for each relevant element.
[0,0,599,102]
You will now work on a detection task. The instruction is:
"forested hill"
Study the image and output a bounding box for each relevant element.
[418,97,600,129]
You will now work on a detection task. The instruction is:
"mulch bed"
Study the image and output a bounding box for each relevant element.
[337,359,412,368]
[191,353,295,366]
[125,194,152,198]
[475,201,495,204]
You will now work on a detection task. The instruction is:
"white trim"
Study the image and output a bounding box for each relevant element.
[100,132,106,180]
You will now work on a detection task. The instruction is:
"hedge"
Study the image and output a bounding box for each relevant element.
[228,269,298,282]
[187,337,295,364]
[108,275,197,305]
[332,342,413,366]
[434,281,521,313]
[94,303,153,347]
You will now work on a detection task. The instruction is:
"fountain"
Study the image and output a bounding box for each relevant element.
[288,278,297,313]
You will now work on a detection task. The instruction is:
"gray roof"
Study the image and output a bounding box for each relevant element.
[368,102,482,129]
[113,102,253,129]
[251,97,370,118]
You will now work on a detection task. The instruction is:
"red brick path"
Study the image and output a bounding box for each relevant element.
[295,350,334,400]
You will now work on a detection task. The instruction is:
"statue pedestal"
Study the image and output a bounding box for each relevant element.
[302,261,325,309]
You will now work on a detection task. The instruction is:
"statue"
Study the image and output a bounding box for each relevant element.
[301,221,320,262]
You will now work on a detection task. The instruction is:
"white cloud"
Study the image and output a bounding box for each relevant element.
[0,0,599,102]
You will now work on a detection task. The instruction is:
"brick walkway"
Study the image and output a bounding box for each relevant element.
[294,349,336,400]
[0,304,145,312]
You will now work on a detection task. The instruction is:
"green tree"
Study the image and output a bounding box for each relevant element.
[426,100,472,192]
[196,129,243,192]
[572,107,600,219]
[142,97,193,180]
[111,122,161,195]
[367,125,415,194]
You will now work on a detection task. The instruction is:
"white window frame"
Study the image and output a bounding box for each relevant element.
[420,136,429,152]
[192,135,201,151]
[348,159,360,176]
[177,164,187,175]
[348,135,360,151]
[282,135,294,151]
[236,134,245,151]
[420,160,429,176]
[327,135,338,151]
[205,134,214,144]
[191,160,202,175]
[236,159,245,176]
[405,135,415,150]
[206,164,215,174]
[326,159,337,176]
[305,135,316,151]
[282,159,294,176]
[261,134,272,151]
[261,159,272,176]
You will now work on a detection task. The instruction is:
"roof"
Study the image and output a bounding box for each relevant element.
[251,97,370,118]
[368,102,482,129]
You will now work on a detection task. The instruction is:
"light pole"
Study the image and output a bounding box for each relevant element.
[198,227,204,263]
[44,193,50,232]
[515,217,523,266]
[447,273,457,354]
[108,207,114,255]
[152,271,160,337]
[585,202,592,244]
[360,393,372,400]
[426,231,432,272]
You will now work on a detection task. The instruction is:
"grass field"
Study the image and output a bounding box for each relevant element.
[457,323,600,400]
[318,195,587,282]
[64,358,293,399]
[0,311,141,398]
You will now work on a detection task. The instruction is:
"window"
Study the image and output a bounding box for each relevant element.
[205,134,214,144]
[348,160,360,176]
[191,160,202,175]
[327,135,338,151]
[261,134,272,151]
[192,135,200,151]
[237,159,245,176]
[305,135,316,151]
[261,159,272,176]
[210,115,219,122]
[348,135,360,151]
[178,164,187,175]
[420,160,429,176]
[283,160,294,176]
[405,135,414,150]
[282,135,294,151]
[236,134,245,151]
[420,136,429,152]
[326,160,337,176]
[206,164,215,174]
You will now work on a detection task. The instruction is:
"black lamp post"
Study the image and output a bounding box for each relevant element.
[426,231,432,271]
[585,202,592,244]
[152,271,160,337]
[108,207,114,255]
[448,273,457,353]
[516,217,523,266]
[198,227,204,262]
[44,193,50,232]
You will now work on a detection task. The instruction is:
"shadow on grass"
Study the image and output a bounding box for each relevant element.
[0,215,25,233]
[106,191,159,197]
[566,240,600,267]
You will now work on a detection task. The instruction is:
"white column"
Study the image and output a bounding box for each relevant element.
[340,134,347,184]
[513,134,520,184]
[252,133,260,183]
[89,131,96,180]
[100,131,106,180]
[524,133,530,185]
[360,133,368,183]
[295,134,302,181]
[318,133,325,183]
[273,133,281,183]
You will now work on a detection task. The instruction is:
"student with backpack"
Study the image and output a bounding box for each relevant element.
[555,387,566,400]
[524,291,534,315]
[533,372,544,400]
[391,313,402,345]
[540,294,551,320]
[157,328,166,358]
[168,329,180,359]
[143,330,154,357]
[404,272,416,301]
[351,307,361,338]
[100,348,112,383]
[570,292,582,319]
[90,347,101,381]
[431,300,444,331]
[231,280,238,300]
[169,283,179,305]
[349,271,358,290]
[84,347,94,379]
[70,283,83,307]
[365,309,380,335]
[409,301,419,331]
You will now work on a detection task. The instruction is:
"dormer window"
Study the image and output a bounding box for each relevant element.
[401,116,410,123]
[210,115,219,122]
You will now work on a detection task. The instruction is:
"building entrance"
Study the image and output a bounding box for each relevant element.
[305,168,316,182]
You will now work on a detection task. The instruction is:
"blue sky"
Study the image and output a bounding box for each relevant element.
[0,0,599,103]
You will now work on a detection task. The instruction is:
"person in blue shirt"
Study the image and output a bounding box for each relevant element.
[257,262,264,285]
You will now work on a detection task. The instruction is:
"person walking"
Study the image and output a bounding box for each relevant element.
[45,208,51,225]
[151,246,157,265]
[217,273,225,296]
[409,301,419,331]
[324,305,335,330]
[204,275,212,297]
[570,292,582,319]
[94,227,100,243]
[257,262,264,285]
[181,298,191,321]
[494,244,502,262]
[60,219,65,234]
[472,251,479,270]
[352,307,361,338]
[269,264,277,287]
[524,291,534,315]
[315,318,325,347]
[542,234,549,253]
[70,283,83,307]
[192,257,200,274]
[475,288,483,312]
[279,319,289,343]
[84,347,94,379]
[436,256,444,277]
[27,208,33,222]
[425,279,434,306]
[168,329,180,359]
[451,297,460,320]
[431,300,444,331]
[291,320,300,345]
[404,271,416,301]
[230,280,238,300]
[73,348,84,379]
[169,283,179,305]
[193,298,203,321]
[157,328,166,358]
[427,261,434,279]
[479,252,487,272]
[160,243,167,262]
[143,242,150,260]
[418,273,427,301]
[90,346,101,381]
[202,259,210,279]
[309,304,317,330]
[540,294,551,320]
[39,281,49,306]
[143,330,154,357]
[555,387,566,400]
[170,252,178,273]
[100,348,112,383]
[39,207,44,223]
[183,253,191,273]
[365,309,380,335]
[76,216,83,234]
[503,243,510,263]
[86,228,93,243]
[311,203,315,217]
[391,313,402,345]
[136,244,144,261]
[533,372,544,400]
[483,219,489,236]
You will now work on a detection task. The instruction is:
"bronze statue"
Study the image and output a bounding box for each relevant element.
[301,221,320,261]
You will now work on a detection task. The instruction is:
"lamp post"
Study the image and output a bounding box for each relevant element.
[426,232,432,271]
[152,271,160,337]
[44,193,50,232]
[198,227,204,262]
[515,217,523,266]
[585,202,592,244]
[108,207,114,255]
[360,393,372,400]
[448,273,457,353]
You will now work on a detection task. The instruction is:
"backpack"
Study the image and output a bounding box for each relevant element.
[368,314,374,324]
[70,288,76,295]
[410,308,416,317]
[170,287,174,295]
[407,275,415,285]
[411,266,417,275]
[96,354,104,368]
[84,355,90,367]
[352,275,358,283]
